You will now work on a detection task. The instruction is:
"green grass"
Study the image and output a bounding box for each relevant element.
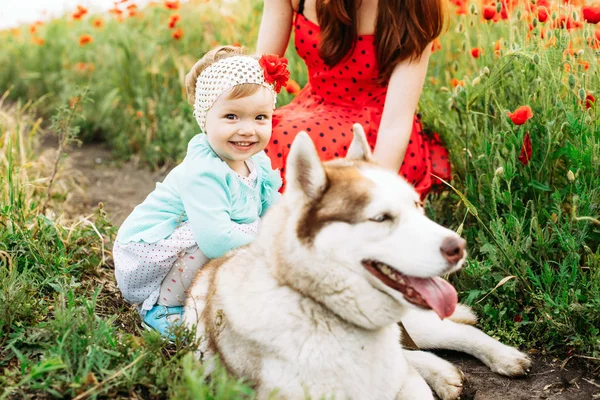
[0,0,599,397]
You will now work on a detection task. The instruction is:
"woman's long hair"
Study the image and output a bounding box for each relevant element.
[316,0,446,83]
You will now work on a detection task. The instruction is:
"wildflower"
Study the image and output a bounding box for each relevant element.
[471,47,482,58]
[285,79,301,95]
[164,0,180,10]
[92,18,104,28]
[537,6,549,23]
[517,132,532,165]
[582,4,600,24]
[431,38,441,52]
[513,314,523,323]
[172,28,183,40]
[78,34,93,46]
[494,40,502,56]
[168,14,180,29]
[595,27,600,41]
[507,105,534,125]
[450,78,464,88]
[29,24,37,34]
[483,5,496,20]
[586,93,595,108]
[11,28,20,37]
[136,111,144,118]
[31,36,45,46]
[567,170,575,182]
[72,5,88,20]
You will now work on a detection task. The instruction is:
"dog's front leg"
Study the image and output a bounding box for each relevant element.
[401,306,531,376]
[395,364,434,400]
[404,350,463,400]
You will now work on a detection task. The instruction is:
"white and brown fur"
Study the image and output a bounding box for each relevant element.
[183,124,531,399]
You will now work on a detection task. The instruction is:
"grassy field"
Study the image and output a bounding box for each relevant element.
[0,0,599,397]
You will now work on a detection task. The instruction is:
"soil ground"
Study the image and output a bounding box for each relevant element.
[55,142,600,400]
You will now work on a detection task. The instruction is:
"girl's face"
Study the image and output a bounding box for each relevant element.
[204,86,274,174]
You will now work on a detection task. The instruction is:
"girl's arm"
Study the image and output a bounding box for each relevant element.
[373,45,433,172]
[180,173,255,259]
[256,0,294,55]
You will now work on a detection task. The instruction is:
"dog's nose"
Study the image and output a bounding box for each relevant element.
[440,236,466,265]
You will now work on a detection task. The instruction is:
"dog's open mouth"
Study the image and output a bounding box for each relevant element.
[362,260,458,319]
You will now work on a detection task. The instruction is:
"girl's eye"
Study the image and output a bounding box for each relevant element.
[256,114,268,121]
[369,213,393,223]
[225,114,237,120]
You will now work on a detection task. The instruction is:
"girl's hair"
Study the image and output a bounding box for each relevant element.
[185,45,262,105]
[316,0,446,83]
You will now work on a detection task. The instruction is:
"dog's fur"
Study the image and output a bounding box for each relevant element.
[183,125,531,399]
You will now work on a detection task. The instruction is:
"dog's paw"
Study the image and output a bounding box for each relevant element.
[482,345,531,377]
[429,364,464,400]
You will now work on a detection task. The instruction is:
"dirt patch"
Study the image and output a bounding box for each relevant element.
[60,142,170,226]
[439,351,599,400]
[60,143,600,400]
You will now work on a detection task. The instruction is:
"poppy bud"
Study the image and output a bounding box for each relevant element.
[532,18,538,28]
[567,170,575,183]
[533,54,540,64]
[496,2,502,13]
[568,74,576,89]
[472,76,481,86]
[495,167,504,176]
[456,22,464,33]
[578,88,586,101]
[470,4,477,15]
[483,66,490,76]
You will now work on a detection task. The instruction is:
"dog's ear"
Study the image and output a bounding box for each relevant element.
[286,132,327,199]
[346,123,374,163]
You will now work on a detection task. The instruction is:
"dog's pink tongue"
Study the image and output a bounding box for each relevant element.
[405,276,457,319]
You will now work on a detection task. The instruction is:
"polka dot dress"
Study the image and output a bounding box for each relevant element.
[266,13,451,196]
[114,163,260,315]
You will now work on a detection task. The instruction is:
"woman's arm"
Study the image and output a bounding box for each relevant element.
[256,0,294,55]
[373,45,432,172]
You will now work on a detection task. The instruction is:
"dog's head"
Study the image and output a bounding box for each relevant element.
[268,124,466,329]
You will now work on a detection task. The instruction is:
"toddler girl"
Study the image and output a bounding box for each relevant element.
[113,46,288,337]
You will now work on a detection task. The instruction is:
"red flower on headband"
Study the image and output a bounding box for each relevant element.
[258,54,290,93]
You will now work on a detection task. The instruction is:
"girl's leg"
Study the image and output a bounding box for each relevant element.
[157,246,209,307]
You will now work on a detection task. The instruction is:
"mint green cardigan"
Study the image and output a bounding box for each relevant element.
[116,134,282,259]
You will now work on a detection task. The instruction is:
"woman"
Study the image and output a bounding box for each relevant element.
[256,0,451,195]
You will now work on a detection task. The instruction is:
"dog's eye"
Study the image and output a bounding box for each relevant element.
[369,213,393,223]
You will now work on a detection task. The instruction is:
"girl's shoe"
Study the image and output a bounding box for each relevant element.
[142,305,184,339]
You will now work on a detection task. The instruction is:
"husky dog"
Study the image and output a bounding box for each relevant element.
[183,124,531,399]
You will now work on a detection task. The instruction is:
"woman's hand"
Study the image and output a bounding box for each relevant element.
[256,0,294,56]
[373,45,432,172]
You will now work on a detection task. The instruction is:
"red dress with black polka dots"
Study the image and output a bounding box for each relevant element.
[266,12,451,196]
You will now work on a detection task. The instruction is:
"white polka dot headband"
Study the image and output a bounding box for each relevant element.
[193,54,290,132]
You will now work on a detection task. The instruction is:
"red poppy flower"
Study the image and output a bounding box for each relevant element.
[518,132,532,165]
[582,4,600,24]
[168,14,180,29]
[164,0,180,10]
[507,105,533,125]
[586,93,595,109]
[258,54,291,92]
[78,34,93,46]
[285,79,301,95]
[92,18,104,28]
[471,47,483,58]
[513,314,523,323]
[537,6,549,23]
[172,28,183,40]
[483,5,496,20]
